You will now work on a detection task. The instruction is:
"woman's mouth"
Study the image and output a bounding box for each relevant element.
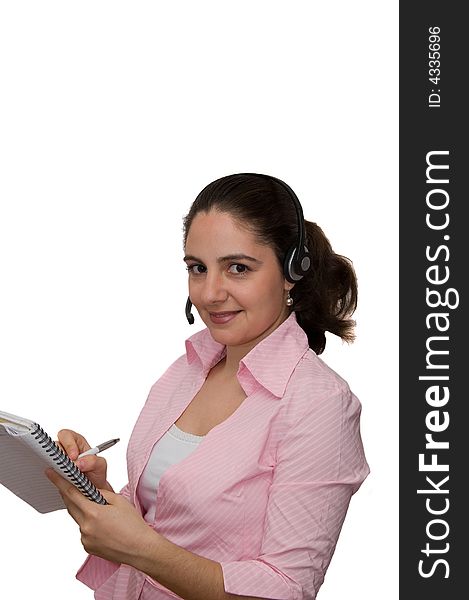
[208,311,241,324]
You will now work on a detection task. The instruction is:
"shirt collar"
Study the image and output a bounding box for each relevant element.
[185,312,310,399]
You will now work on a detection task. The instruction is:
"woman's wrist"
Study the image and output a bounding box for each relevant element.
[125,529,229,600]
[126,525,163,573]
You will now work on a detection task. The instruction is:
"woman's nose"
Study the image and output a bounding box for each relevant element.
[201,271,228,304]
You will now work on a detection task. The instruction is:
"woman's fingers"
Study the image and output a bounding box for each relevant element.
[75,452,110,491]
[76,454,100,472]
[45,468,87,523]
[56,429,112,492]
[57,429,91,461]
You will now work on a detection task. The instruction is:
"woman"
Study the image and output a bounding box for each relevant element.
[48,173,369,600]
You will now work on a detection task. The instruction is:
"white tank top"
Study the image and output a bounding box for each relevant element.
[137,424,205,523]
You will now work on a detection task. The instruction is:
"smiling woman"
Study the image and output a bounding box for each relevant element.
[49,173,369,600]
[183,210,294,355]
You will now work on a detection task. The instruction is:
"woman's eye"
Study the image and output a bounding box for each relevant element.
[186,263,248,275]
[186,264,206,275]
[228,263,248,274]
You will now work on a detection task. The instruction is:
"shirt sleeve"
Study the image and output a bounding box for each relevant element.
[220,386,369,600]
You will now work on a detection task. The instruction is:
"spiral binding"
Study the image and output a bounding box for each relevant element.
[31,423,108,505]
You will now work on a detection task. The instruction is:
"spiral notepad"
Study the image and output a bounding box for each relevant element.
[0,410,108,513]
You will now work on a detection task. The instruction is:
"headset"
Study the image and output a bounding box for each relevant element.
[185,173,311,324]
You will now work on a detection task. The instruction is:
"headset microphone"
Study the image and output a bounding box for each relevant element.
[185,297,195,325]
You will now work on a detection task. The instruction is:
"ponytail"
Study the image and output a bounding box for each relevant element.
[290,221,357,354]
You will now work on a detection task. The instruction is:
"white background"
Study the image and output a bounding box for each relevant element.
[0,2,398,599]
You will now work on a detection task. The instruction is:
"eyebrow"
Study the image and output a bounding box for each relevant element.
[183,253,263,265]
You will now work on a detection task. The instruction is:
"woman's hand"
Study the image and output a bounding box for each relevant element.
[57,429,113,492]
[45,469,155,566]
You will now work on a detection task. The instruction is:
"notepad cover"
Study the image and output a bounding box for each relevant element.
[0,423,67,513]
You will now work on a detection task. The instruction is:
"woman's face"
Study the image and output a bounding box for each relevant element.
[184,210,293,352]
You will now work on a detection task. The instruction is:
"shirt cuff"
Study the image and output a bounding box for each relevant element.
[220,559,303,600]
[76,554,120,591]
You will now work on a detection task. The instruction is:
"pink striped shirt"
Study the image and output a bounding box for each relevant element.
[76,312,369,599]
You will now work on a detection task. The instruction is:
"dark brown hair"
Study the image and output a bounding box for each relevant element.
[182,173,357,354]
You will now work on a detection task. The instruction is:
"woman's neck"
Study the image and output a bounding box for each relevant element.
[217,310,291,377]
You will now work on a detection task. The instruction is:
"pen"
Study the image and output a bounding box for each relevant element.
[77,438,120,459]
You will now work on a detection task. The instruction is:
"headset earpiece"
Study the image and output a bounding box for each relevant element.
[283,244,311,283]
